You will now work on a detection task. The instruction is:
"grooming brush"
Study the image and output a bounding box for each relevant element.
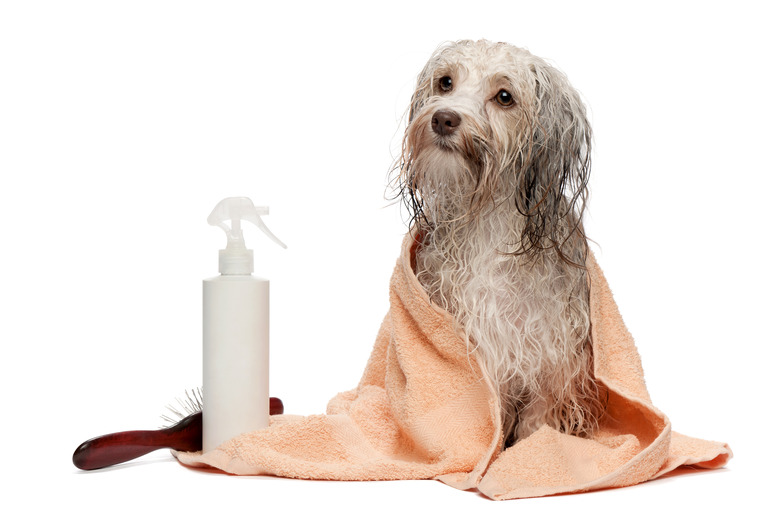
[72,389,284,471]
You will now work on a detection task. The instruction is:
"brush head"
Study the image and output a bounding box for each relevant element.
[162,388,284,427]
[161,388,203,427]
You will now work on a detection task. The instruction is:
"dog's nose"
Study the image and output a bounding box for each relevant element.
[431,109,461,136]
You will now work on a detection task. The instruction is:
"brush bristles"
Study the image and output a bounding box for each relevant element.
[160,388,203,427]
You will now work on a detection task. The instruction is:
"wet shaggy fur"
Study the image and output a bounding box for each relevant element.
[393,40,604,446]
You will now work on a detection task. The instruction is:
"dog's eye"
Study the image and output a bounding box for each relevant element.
[438,76,453,92]
[496,90,514,106]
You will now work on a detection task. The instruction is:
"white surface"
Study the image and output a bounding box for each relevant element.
[1,0,775,516]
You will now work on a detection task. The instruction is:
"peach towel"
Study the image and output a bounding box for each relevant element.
[176,233,731,499]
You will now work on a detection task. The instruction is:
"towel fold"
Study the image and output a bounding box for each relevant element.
[176,232,731,499]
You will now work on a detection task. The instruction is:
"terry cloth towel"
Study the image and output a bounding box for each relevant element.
[176,232,731,499]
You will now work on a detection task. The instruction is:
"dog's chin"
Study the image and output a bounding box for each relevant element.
[416,143,467,175]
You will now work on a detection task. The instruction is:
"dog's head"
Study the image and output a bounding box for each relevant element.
[397,40,591,259]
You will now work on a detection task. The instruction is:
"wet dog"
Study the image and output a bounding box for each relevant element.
[394,40,603,446]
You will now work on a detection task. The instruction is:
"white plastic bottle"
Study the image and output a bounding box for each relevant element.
[202,197,286,452]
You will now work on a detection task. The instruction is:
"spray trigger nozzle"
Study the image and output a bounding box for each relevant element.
[208,197,286,275]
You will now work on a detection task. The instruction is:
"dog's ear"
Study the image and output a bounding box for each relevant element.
[514,62,591,263]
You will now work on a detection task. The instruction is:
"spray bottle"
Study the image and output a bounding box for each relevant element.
[202,197,286,452]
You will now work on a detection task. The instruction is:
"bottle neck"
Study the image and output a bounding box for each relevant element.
[218,248,253,275]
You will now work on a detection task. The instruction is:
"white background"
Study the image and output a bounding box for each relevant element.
[1,0,776,516]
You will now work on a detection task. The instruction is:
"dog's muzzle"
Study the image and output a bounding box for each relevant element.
[431,109,461,136]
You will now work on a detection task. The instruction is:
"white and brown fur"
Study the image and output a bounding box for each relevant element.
[393,40,604,447]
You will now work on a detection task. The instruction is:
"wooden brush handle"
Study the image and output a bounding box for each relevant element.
[73,397,284,470]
